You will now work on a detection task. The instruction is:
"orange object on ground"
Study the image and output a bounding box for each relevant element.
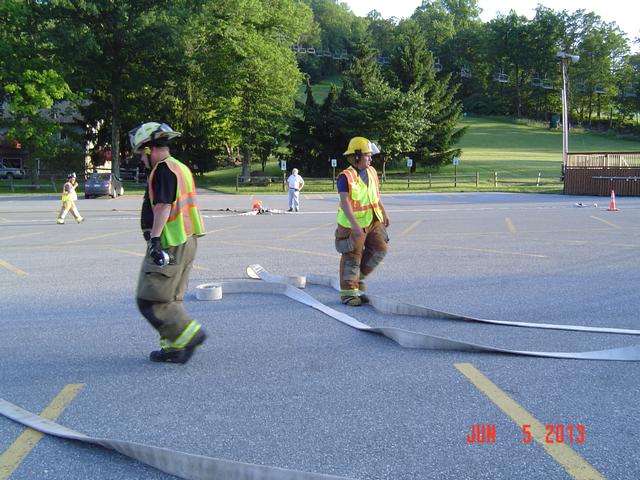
[252,199,263,210]
[607,190,619,211]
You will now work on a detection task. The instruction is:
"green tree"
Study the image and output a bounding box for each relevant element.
[0,1,80,178]
[183,0,313,177]
[39,0,185,176]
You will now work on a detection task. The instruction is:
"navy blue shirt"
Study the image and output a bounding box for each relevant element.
[337,167,369,192]
[140,161,177,231]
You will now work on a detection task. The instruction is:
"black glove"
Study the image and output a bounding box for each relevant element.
[142,230,151,242]
[148,237,167,266]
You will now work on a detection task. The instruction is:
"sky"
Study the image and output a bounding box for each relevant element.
[342,0,639,42]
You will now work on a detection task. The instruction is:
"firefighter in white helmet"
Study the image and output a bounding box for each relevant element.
[129,122,207,363]
[335,137,390,306]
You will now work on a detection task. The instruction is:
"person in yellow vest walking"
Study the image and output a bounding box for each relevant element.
[129,122,207,363]
[56,172,84,224]
[335,137,390,306]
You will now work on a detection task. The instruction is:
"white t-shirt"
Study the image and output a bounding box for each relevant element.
[287,174,304,190]
[64,181,78,201]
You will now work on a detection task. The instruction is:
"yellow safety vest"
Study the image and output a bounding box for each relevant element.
[61,182,75,202]
[336,166,383,228]
[149,157,205,248]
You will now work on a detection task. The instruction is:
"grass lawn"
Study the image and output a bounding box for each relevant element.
[380,115,640,193]
[296,75,343,104]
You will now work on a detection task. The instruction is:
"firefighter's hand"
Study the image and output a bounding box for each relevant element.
[148,237,165,265]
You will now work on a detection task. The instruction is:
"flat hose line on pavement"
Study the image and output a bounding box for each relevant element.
[195,264,640,362]
[3,267,639,480]
[0,399,352,480]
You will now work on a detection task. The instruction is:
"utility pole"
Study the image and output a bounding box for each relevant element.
[556,51,580,177]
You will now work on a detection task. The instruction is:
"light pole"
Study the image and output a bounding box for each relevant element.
[556,51,579,177]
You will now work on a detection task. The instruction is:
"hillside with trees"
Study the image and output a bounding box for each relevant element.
[0,0,638,178]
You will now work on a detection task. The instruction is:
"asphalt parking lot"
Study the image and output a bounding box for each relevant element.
[1,190,639,479]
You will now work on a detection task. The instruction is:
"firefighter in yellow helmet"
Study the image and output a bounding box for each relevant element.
[129,122,207,363]
[335,137,390,306]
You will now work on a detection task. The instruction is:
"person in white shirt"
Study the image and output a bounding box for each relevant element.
[287,168,304,212]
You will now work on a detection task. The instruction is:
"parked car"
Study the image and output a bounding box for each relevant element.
[84,173,124,198]
[0,162,25,179]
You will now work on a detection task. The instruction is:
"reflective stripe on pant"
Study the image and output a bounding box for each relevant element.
[136,235,197,341]
[335,220,388,292]
[58,200,81,220]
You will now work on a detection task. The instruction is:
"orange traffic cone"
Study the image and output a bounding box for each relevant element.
[607,190,619,211]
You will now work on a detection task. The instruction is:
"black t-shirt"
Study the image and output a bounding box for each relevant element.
[140,161,177,231]
[150,161,177,204]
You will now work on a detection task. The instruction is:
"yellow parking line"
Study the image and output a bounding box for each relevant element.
[206,225,241,234]
[111,248,208,271]
[0,258,28,276]
[0,384,84,479]
[0,232,42,242]
[505,217,517,234]
[428,244,546,258]
[454,363,603,480]
[221,240,338,259]
[589,215,620,229]
[281,222,333,240]
[57,230,138,245]
[400,220,422,237]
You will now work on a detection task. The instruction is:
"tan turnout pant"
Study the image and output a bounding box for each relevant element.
[136,236,197,341]
[335,220,388,296]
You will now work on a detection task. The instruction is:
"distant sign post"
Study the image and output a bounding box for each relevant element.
[331,158,337,190]
[452,157,460,187]
[281,160,287,191]
[407,158,413,188]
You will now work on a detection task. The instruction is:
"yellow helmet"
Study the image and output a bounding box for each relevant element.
[343,137,373,156]
[128,122,181,154]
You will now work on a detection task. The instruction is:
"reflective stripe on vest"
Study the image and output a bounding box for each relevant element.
[149,157,205,248]
[337,166,383,228]
[61,182,72,202]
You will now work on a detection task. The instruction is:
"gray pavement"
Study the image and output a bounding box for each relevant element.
[1,190,639,479]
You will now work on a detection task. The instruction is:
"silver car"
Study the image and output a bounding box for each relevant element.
[84,173,124,199]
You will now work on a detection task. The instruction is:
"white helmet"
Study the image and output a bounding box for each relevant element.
[371,143,381,155]
[129,122,181,154]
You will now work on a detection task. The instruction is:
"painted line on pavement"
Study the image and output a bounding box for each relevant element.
[220,240,338,259]
[0,258,28,276]
[505,217,517,234]
[111,248,209,271]
[280,222,333,240]
[399,220,422,237]
[0,384,84,480]
[426,243,546,258]
[454,363,603,480]
[56,229,138,245]
[0,232,43,242]
[589,215,620,229]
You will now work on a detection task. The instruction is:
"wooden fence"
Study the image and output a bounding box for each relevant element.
[236,173,562,192]
[564,152,640,195]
